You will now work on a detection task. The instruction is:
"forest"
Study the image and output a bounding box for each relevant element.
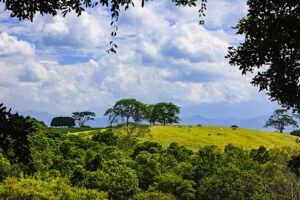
[0,103,299,200]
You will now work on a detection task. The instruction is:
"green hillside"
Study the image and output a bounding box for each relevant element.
[140,126,299,151]
[72,125,299,151]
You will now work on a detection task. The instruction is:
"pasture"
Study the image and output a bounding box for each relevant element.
[71,125,299,151]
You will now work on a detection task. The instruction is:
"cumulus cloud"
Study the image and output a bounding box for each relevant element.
[0,32,34,56]
[0,0,266,116]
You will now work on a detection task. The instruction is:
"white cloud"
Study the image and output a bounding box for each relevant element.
[0,0,267,116]
[0,32,34,56]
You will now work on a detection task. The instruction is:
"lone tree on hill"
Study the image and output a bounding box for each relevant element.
[50,117,75,128]
[104,99,145,132]
[265,109,299,133]
[72,111,96,127]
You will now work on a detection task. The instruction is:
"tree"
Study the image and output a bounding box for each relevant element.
[72,111,96,127]
[152,102,180,125]
[104,99,145,132]
[0,0,207,53]
[227,0,300,113]
[50,117,75,128]
[264,109,299,133]
[143,104,156,125]
[0,103,34,165]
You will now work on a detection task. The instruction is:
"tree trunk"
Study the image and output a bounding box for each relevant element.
[280,127,283,133]
[126,117,129,134]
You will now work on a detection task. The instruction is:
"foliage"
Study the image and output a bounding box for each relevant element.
[51,117,75,127]
[227,0,300,113]
[151,102,181,125]
[0,153,11,181]
[104,99,146,133]
[265,109,299,133]
[288,155,300,177]
[113,122,151,138]
[0,103,35,166]
[92,129,119,146]
[1,104,300,200]
[0,176,108,200]
[290,130,300,137]
[131,190,176,200]
[72,111,96,128]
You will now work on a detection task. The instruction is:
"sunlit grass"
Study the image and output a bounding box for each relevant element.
[139,126,300,151]
[71,125,299,151]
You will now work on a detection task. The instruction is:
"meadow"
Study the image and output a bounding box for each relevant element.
[70,125,299,151]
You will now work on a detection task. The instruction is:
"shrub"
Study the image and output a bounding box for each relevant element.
[131,191,176,200]
[0,176,108,200]
[290,130,300,137]
[92,129,118,146]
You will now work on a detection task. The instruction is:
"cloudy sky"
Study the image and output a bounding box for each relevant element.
[0,0,282,119]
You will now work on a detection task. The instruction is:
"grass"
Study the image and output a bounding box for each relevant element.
[70,125,300,151]
[54,127,103,134]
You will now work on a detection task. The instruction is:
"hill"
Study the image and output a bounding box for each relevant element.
[71,125,299,151]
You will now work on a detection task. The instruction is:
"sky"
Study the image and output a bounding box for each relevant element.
[0,0,283,119]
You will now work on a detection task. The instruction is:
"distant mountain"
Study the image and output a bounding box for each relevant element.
[86,117,109,128]
[19,110,297,132]
[20,111,57,126]
[179,115,298,132]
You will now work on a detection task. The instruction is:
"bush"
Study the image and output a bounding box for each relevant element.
[131,191,176,200]
[0,176,108,200]
[92,129,118,146]
[290,130,300,137]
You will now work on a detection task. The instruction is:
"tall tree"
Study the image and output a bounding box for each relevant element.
[72,112,96,127]
[144,104,157,125]
[0,103,34,165]
[153,102,180,125]
[104,99,145,132]
[265,109,299,133]
[227,0,300,113]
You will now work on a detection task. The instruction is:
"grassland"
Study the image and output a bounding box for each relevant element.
[55,127,103,134]
[71,125,299,151]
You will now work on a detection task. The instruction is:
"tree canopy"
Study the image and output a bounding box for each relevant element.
[72,111,96,127]
[151,102,180,125]
[227,0,300,113]
[104,99,145,129]
[264,109,299,133]
[50,117,75,128]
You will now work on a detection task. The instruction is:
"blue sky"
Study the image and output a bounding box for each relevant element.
[0,0,283,119]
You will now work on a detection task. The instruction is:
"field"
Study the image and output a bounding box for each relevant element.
[55,127,103,134]
[71,125,299,151]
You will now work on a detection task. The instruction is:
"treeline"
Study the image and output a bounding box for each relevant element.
[104,99,181,126]
[50,99,180,128]
[0,103,299,200]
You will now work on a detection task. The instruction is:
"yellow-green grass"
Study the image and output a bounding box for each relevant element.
[71,126,299,151]
[139,126,299,151]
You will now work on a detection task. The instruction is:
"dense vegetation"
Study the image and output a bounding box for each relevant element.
[0,104,299,200]
[51,117,75,128]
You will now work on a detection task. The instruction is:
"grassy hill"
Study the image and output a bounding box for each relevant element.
[70,125,299,151]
